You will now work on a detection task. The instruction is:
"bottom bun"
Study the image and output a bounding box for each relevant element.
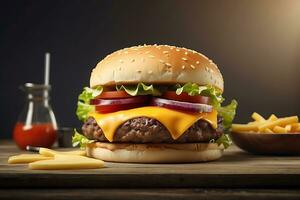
[86,142,224,163]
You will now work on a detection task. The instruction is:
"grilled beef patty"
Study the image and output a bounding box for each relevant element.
[82,116,223,143]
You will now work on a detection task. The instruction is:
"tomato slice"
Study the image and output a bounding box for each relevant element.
[95,102,146,113]
[92,96,150,113]
[95,91,131,99]
[162,91,210,104]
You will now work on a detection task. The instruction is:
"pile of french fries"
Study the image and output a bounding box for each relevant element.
[232,112,300,133]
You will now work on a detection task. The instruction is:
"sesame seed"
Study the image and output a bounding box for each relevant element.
[145,51,150,54]
[176,49,180,52]
[184,52,188,55]
[196,61,200,64]
[182,65,186,69]
[182,57,188,61]
[159,59,164,63]
[148,55,155,58]
[190,64,195,69]
[124,51,129,54]
[205,67,209,71]
[119,59,124,63]
[169,47,174,50]
[163,51,169,54]
[165,62,172,67]
[148,70,153,74]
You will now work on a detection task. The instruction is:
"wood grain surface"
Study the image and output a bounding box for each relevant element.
[1,141,300,189]
[1,189,300,200]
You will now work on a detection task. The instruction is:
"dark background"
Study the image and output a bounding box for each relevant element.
[1,0,300,139]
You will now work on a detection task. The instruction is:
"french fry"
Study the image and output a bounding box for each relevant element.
[232,113,299,134]
[273,126,287,133]
[8,154,52,164]
[249,114,277,125]
[251,112,266,122]
[248,121,260,125]
[39,148,86,157]
[231,123,259,132]
[29,155,104,170]
[258,116,298,131]
[285,125,292,132]
[291,123,300,132]
[295,125,300,132]
[267,114,278,121]
[264,128,273,133]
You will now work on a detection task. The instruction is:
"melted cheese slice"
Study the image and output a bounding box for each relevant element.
[89,106,217,142]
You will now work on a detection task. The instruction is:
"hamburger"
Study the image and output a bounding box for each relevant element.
[73,44,237,163]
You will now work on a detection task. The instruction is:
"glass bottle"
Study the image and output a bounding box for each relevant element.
[13,83,57,149]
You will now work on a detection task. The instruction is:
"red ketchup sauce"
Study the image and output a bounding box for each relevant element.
[13,122,57,150]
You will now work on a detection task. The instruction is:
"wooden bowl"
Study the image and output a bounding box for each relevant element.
[230,132,300,155]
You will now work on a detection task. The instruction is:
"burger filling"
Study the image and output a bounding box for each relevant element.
[73,82,237,149]
[82,116,223,143]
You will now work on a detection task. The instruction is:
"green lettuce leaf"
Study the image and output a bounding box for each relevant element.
[116,83,161,96]
[214,100,238,148]
[76,86,103,121]
[72,129,94,149]
[175,83,237,148]
[76,102,94,122]
[175,82,204,96]
[78,86,103,102]
[217,99,238,131]
[175,83,224,107]
[215,134,232,149]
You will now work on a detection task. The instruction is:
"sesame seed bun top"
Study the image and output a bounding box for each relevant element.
[90,44,224,92]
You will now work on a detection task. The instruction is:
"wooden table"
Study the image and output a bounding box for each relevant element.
[1,141,300,200]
